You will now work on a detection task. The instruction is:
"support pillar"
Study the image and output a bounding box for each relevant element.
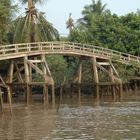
[0,88,3,113]
[24,56,32,104]
[51,85,55,105]
[92,57,99,100]
[42,55,49,104]
[109,65,116,100]
[7,60,14,103]
[43,84,49,104]
[119,81,123,101]
[78,59,82,101]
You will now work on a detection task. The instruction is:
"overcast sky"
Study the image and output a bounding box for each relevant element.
[16,0,140,36]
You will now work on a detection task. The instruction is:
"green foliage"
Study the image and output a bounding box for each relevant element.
[69,0,140,56]
[46,55,68,86]
[0,0,13,44]
[68,0,140,81]
[9,0,59,43]
[10,13,59,43]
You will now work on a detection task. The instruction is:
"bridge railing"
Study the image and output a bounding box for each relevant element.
[0,42,140,66]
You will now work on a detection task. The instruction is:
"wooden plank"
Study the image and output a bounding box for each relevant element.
[29,60,43,63]
[97,62,110,66]
[0,41,139,69]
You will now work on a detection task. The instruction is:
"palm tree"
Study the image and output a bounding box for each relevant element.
[12,0,59,43]
[82,0,107,16]
[78,0,108,27]
[66,13,74,32]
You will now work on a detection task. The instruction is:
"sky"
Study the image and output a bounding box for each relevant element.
[17,0,140,36]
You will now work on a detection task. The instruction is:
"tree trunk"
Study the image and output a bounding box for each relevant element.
[28,0,33,9]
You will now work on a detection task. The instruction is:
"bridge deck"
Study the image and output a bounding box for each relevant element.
[0,42,139,67]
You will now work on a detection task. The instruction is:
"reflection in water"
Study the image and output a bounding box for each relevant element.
[0,96,140,140]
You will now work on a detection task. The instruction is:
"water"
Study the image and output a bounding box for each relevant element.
[0,96,140,140]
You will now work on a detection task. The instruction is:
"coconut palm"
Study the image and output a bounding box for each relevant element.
[82,0,107,16]
[66,13,74,32]
[12,0,59,43]
[78,0,108,28]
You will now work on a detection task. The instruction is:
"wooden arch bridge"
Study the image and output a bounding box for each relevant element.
[0,41,140,105]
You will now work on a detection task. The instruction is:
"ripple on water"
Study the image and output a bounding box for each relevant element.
[0,100,140,140]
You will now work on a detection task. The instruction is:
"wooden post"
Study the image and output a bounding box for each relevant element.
[70,84,73,98]
[0,75,12,112]
[119,81,123,101]
[42,55,49,104]
[7,86,12,113]
[134,80,138,94]
[0,88,3,113]
[24,56,32,104]
[9,60,14,83]
[7,60,14,103]
[78,59,82,101]
[109,65,116,100]
[92,57,99,100]
[51,85,55,105]
[43,54,55,104]
[43,84,49,104]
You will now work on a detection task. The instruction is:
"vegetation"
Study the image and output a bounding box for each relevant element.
[69,0,140,56]
[0,0,14,44]
[0,0,140,84]
[9,0,59,43]
[68,0,140,81]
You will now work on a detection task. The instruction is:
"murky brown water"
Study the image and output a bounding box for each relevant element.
[0,96,140,140]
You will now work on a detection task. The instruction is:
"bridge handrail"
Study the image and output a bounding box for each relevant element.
[0,41,140,66]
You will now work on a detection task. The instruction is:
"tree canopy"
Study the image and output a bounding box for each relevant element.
[0,0,13,44]
[9,0,59,43]
[69,0,140,56]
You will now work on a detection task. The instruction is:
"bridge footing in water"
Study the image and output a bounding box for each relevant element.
[72,57,123,101]
[5,54,55,105]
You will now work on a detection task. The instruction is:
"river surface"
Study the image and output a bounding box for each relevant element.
[0,96,140,140]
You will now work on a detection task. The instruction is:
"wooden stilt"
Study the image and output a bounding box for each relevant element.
[92,57,99,100]
[0,88,3,113]
[42,55,49,104]
[26,85,32,104]
[119,82,123,101]
[78,59,82,101]
[7,86,12,113]
[51,85,55,105]
[24,56,32,104]
[7,60,14,102]
[70,84,73,98]
[43,84,48,104]
[95,84,100,100]
[0,75,12,112]
[134,80,138,94]
[109,65,116,100]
